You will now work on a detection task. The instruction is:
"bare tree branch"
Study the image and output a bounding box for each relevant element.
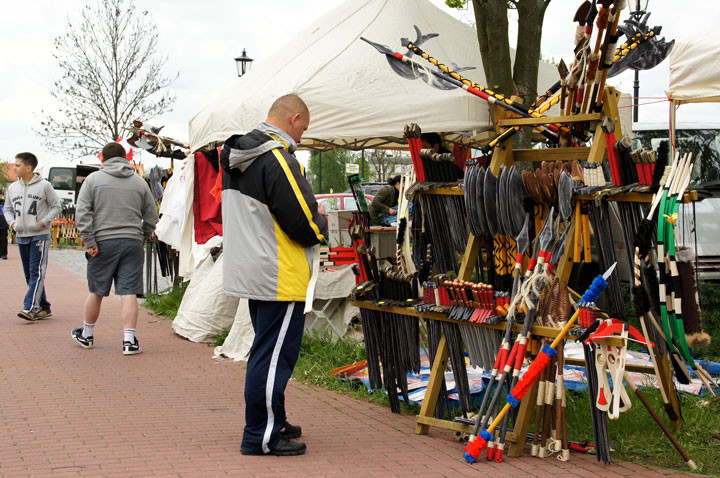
[35,0,177,157]
[364,150,411,182]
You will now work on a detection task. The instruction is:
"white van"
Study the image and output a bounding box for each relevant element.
[35,162,100,210]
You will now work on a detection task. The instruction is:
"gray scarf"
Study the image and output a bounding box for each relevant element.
[257,121,298,154]
[226,122,298,172]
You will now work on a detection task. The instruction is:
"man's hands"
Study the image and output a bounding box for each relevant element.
[317,203,327,215]
[86,246,98,257]
[36,221,44,227]
[388,208,397,215]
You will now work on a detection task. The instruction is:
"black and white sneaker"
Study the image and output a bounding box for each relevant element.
[18,310,37,321]
[71,328,93,348]
[123,338,142,355]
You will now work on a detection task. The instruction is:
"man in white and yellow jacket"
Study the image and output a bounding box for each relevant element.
[220,94,327,457]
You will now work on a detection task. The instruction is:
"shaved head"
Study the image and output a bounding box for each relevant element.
[267,94,309,122]
[266,94,311,144]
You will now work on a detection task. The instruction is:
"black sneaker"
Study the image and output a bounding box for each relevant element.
[241,439,306,456]
[71,328,93,348]
[123,338,142,355]
[281,422,302,440]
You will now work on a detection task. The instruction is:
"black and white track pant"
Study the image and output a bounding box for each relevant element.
[241,300,305,454]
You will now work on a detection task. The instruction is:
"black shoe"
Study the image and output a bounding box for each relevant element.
[241,439,306,456]
[281,422,302,440]
[123,338,142,355]
[71,328,94,348]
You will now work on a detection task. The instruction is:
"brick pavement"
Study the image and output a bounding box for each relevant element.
[0,244,705,477]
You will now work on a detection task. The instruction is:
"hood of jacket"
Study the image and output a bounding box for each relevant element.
[101,157,135,178]
[223,122,297,173]
[20,173,43,186]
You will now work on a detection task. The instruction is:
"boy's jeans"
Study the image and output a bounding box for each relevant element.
[17,235,51,311]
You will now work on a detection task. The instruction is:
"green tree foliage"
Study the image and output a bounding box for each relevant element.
[308,149,359,193]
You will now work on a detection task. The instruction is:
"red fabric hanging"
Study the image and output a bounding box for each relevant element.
[452,144,470,170]
[193,150,223,244]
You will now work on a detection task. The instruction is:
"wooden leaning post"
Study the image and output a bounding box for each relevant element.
[353,87,689,457]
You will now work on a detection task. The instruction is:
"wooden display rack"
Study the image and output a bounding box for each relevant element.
[353,87,686,457]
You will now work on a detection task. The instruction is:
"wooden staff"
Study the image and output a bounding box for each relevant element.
[579,0,612,113]
[593,0,627,109]
[538,352,558,458]
[531,354,547,456]
[623,372,698,470]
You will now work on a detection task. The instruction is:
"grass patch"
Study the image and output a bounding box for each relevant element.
[621,280,720,361]
[564,387,720,476]
[695,280,720,362]
[214,328,230,347]
[294,331,421,414]
[296,332,719,474]
[143,281,187,319]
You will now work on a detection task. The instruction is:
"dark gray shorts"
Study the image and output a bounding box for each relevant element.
[87,239,144,296]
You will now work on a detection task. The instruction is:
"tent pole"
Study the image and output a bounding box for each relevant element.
[361,149,365,180]
[670,100,677,157]
[319,151,323,193]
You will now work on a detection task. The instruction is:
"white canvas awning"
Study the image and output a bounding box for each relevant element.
[188,0,560,152]
[666,29,720,104]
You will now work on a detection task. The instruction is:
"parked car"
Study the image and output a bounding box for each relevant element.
[343,182,386,198]
[316,193,373,213]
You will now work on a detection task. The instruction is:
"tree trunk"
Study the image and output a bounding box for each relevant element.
[513,0,550,149]
[514,0,550,108]
[472,0,515,96]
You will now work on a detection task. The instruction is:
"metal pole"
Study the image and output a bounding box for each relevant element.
[632,0,644,123]
[318,151,323,193]
[633,69,640,123]
[361,149,365,180]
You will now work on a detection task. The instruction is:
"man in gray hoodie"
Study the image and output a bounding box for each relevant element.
[72,142,159,355]
[3,152,62,320]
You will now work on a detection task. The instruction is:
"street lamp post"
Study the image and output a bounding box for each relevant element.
[234,49,254,77]
[630,1,649,123]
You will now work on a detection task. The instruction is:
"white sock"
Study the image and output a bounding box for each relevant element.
[82,322,95,338]
[123,329,136,343]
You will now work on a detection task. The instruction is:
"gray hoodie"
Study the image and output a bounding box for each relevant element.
[75,157,159,248]
[3,173,61,238]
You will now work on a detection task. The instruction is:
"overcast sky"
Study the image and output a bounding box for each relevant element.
[1,0,719,166]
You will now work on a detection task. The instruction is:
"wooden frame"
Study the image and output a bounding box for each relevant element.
[353,87,684,457]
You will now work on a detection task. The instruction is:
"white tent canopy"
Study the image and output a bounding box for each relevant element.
[188,0,559,152]
[666,28,720,104]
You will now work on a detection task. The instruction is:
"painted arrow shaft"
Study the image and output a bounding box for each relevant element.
[389,50,560,145]
[402,42,576,137]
